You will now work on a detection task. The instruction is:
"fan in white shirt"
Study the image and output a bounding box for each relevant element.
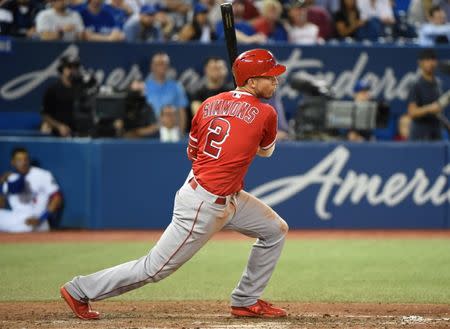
[357,0,395,24]
[35,0,84,41]
[285,1,321,44]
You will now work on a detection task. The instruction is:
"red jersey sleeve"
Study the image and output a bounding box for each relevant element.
[260,105,278,150]
[187,107,200,161]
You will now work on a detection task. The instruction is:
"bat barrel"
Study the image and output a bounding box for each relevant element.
[220,2,238,87]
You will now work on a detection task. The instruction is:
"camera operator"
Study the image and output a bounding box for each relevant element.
[407,49,448,141]
[41,55,97,137]
[120,80,159,138]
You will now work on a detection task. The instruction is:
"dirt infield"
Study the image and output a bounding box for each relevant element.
[1,230,449,328]
[1,229,450,243]
[0,300,449,329]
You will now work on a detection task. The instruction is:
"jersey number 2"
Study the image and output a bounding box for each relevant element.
[204,118,231,159]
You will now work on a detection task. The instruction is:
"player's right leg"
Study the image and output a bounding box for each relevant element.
[61,180,234,316]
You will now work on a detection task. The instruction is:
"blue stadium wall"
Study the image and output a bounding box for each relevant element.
[1,39,450,137]
[0,138,449,229]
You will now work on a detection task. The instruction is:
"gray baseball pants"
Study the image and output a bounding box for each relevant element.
[64,178,288,307]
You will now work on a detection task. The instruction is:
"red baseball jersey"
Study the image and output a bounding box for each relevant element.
[187,90,278,196]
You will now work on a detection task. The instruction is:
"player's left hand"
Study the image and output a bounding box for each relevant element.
[25,217,40,227]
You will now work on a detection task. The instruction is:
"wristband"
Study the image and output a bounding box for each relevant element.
[39,210,55,224]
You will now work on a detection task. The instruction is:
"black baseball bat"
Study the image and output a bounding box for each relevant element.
[220,3,238,87]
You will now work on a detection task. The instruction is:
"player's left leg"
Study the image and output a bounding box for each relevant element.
[223,190,288,312]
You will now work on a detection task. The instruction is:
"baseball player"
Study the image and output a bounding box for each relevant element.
[60,48,289,319]
[0,147,62,232]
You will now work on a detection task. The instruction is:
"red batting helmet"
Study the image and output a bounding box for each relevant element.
[232,49,286,87]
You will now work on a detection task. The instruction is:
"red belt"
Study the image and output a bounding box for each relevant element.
[189,179,226,205]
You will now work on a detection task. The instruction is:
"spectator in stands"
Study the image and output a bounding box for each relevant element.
[433,0,450,20]
[156,9,176,40]
[177,3,215,42]
[347,80,374,141]
[122,2,175,40]
[0,7,13,35]
[162,0,192,31]
[285,0,322,44]
[357,0,395,23]
[215,0,266,44]
[123,4,162,42]
[394,114,411,141]
[209,0,260,27]
[198,0,220,26]
[408,49,445,141]
[252,0,288,42]
[408,0,432,26]
[0,0,42,37]
[306,2,335,40]
[334,0,365,39]
[117,0,144,14]
[74,0,125,41]
[357,0,395,40]
[0,147,63,232]
[190,57,231,115]
[418,5,450,45]
[105,0,132,28]
[391,2,417,39]
[159,105,181,142]
[145,52,189,134]
[120,79,159,138]
[36,0,84,41]
[41,55,80,137]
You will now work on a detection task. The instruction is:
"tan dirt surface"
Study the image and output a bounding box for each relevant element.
[0,300,449,329]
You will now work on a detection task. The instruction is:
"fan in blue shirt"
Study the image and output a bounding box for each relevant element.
[74,0,117,34]
[144,52,189,133]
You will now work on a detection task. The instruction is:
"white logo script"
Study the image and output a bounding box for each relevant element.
[0,45,142,100]
[277,49,418,102]
[1,46,419,103]
[250,146,450,220]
